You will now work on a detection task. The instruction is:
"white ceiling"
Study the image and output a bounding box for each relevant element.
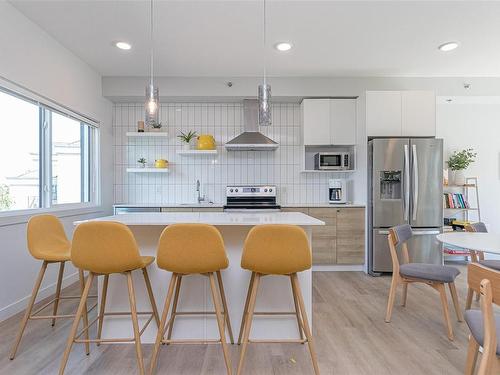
[9,0,500,77]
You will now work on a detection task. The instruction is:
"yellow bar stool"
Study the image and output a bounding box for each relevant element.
[237,224,320,375]
[9,214,96,360]
[150,223,233,375]
[58,221,160,375]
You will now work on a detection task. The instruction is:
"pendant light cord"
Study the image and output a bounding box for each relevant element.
[150,0,154,88]
[263,0,266,86]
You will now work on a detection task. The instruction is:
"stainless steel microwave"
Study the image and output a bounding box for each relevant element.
[314,152,350,170]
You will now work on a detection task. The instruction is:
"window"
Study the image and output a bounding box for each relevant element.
[0,86,98,213]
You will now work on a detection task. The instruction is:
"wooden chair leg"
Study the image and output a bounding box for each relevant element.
[10,261,48,360]
[291,273,320,375]
[237,273,260,375]
[448,282,464,322]
[166,275,182,343]
[464,334,479,375]
[216,270,235,344]
[436,283,454,341]
[78,270,90,355]
[466,287,474,310]
[58,273,94,375]
[126,272,145,375]
[142,268,160,327]
[150,273,178,375]
[51,262,65,327]
[209,273,233,375]
[385,276,398,322]
[96,274,109,346]
[238,272,255,345]
[401,282,408,307]
[290,275,305,341]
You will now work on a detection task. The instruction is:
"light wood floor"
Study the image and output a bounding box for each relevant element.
[0,267,475,374]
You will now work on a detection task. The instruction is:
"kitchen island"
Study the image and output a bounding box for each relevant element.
[75,212,324,343]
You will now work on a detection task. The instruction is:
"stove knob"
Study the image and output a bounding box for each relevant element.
[264,188,268,192]
[235,189,239,193]
[269,188,273,192]
[230,189,233,193]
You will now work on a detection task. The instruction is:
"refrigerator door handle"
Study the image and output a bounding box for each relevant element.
[412,144,419,221]
[404,144,410,221]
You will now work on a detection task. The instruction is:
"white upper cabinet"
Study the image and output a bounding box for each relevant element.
[302,98,357,145]
[366,90,436,137]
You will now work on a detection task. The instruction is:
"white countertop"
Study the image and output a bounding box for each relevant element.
[113,203,365,208]
[437,232,500,255]
[76,212,325,226]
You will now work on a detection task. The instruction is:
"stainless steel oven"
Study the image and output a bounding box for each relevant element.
[223,185,281,212]
[314,152,350,170]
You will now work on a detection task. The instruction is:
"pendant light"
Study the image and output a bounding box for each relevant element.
[145,0,159,127]
[258,0,271,126]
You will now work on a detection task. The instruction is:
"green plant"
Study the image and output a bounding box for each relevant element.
[0,184,13,211]
[137,158,147,166]
[177,130,198,144]
[151,121,162,129]
[447,148,477,171]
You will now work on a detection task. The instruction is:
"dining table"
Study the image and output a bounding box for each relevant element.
[437,232,500,255]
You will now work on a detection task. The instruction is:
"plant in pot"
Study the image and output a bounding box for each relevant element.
[446,148,477,185]
[177,130,198,150]
[137,157,147,168]
[150,121,163,132]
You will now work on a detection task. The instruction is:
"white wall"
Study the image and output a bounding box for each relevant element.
[436,96,500,234]
[0,2,113,321]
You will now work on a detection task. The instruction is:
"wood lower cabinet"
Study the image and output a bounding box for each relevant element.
[283,206,365,265]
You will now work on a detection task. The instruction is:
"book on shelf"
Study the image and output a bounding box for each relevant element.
[443,192,470,209]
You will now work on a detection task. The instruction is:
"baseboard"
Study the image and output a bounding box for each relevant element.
[0,271,80,322]
[312,264,364,272]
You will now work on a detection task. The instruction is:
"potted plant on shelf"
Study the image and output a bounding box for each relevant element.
[177,130,198,150]
[150,121,163,132]
[446,148,477,185]
[137,157,147,168]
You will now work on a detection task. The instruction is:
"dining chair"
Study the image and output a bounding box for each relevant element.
[385,224,463,340]
[464,263,500,375]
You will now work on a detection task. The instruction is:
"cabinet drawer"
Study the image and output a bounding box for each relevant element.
[309,207,337,218]
[336,208,365,264]
[312,238,336,264]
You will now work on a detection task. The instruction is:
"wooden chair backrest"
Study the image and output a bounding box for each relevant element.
[467,263,500,303]
[478,279,498,375]
[388,228,411,275]
[465,223,488,261]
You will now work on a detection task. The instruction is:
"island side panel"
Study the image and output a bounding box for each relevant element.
[98,225,312,343]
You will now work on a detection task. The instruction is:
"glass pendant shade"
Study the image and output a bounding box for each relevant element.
[145,84,159,127]
[258,83,272,126]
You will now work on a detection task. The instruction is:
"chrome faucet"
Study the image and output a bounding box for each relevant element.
[196,180,206,204]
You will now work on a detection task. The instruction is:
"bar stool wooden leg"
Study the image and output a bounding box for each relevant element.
[126,271,145,375]
[238,272,255,345]
[237,273,260,375]
[216,270,234,344]
[142,268,160,327]
[78,269,90,355]
[96,274,109,346]
[166,274,182,343]
[209,273,233,374]
[51,262,65,327]
[290,276,304,341]
[9,261,48,360]
[448,282,464,322]
[59,272,94,375]
[291,273,320,375]
[150,273,178,375]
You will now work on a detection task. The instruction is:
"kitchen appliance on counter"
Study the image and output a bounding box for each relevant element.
[368,138,443,275]
[314,152,350,170]
[224,185,281,212]
[329,179,348,204]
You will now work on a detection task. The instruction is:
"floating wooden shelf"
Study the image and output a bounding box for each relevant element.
[300,170,356,173]
[126,168,170,173]
[176,149,218,156]
[126,132,168,137]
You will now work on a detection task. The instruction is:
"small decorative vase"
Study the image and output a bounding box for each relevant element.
[140,164,146,168]
[183,143,191,150]
[452,170,466,185]
[150,127,161,132]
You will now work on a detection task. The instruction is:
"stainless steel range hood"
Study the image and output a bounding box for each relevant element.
[225,99,278,151]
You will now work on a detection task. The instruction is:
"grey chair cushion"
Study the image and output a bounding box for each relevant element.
[391,224,413,245]
[479,259,500,271]
[399,263,460,283]
[465,309,500,355]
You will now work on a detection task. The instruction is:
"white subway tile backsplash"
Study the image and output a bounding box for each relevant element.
[113,102,333,205]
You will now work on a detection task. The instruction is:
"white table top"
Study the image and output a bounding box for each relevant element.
[75,212,325,227]
[437,232,500,255]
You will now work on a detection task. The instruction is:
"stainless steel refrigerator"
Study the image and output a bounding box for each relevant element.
[368,138,443,275]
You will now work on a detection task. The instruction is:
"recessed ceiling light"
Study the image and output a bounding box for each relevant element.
[274,42,293,52]
[115,41,132,50]
[438,41,459,52]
